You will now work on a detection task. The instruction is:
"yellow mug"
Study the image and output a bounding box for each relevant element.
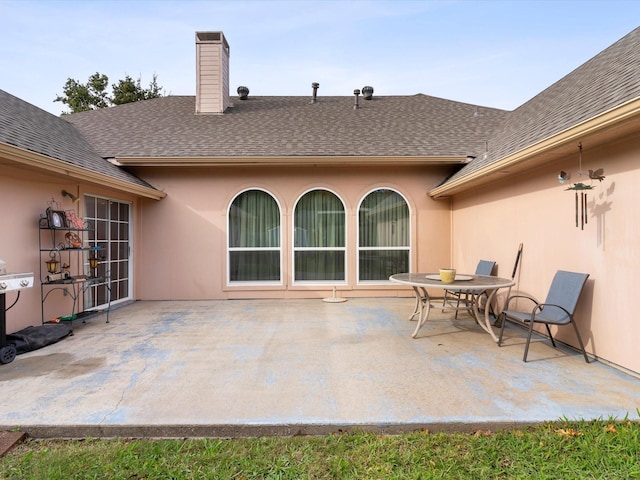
[439,268,456,284]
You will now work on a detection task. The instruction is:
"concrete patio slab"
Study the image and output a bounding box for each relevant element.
[0,298,638,439]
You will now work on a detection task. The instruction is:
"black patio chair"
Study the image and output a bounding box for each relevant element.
[498,270,590,363]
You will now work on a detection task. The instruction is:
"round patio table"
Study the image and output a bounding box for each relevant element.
[389,273,515,341]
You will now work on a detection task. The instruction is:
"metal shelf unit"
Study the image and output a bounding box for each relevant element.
[38,214,111,330]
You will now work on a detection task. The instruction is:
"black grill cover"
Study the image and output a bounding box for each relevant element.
[6,324,72,354]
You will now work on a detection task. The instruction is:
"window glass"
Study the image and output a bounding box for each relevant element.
[293,190,346,282]
[358,189,410,281]
[228,190,281,283]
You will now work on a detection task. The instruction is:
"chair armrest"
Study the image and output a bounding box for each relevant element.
[530,303,572,323]
[504,294,538,311]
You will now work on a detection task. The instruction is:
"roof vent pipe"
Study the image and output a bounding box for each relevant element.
[353,89,360,109]
[311,82,319,103]
[237,86,249,100]
[362,86,374,100]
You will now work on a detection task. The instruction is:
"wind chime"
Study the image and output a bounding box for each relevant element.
[562,143,605,230]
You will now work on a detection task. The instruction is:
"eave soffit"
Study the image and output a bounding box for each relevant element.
[111,155,469,167]
[0,142,166,200]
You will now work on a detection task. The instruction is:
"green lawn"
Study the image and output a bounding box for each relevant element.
[1,420,639,479]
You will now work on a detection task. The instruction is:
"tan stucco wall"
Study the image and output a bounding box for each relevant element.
[450,133,640,373]
[1,160,451,332]
[133,164,452,300]
[0,163,137,333]
[3,142,640,374]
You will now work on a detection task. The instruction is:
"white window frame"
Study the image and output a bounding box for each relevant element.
[227,188,283,286]
[292,188,347,285]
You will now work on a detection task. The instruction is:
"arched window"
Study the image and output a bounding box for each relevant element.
[228,189,281,283]
[358,189,410,282]
[293,189,346,282]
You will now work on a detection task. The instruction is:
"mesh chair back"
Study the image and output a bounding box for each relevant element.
[542,270,589,323]
[476,260,495,276]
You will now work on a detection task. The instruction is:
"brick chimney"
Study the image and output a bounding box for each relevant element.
[195,31,230,114]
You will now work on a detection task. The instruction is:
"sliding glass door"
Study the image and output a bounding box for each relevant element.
[84,195,132,308]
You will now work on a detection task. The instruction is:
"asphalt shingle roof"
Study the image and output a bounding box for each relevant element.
[448,26,640,183]
[0,89,155,189]
[65,94,508,159]
[3,26,638,194]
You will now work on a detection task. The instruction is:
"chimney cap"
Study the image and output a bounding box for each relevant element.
[196,31,225,42]
[195,31,230,53]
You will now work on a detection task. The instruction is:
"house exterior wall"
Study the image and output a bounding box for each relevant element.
[0,163,138,333]
[3,134,639,374]
[132,164,452,300]
[450,133,640,373]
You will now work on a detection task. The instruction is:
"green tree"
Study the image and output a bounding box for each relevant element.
[54,72,110,113]
[55,72,163,113]
[111,74,163,105]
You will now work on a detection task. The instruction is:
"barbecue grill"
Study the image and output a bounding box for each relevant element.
[0,262,35,364]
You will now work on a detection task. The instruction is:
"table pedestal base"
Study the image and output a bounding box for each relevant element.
[409,286,500,341]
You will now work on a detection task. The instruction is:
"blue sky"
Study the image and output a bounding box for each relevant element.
[1,0,639,115]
